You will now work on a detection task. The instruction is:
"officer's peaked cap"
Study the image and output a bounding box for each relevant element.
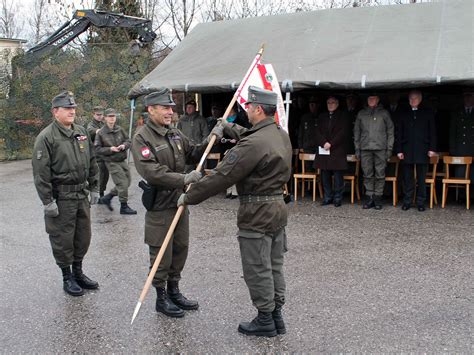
[244,86,277,106]
[144,88,176,107]
[52,91,77,108]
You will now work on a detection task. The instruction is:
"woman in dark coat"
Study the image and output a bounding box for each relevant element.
[313,96,350,207]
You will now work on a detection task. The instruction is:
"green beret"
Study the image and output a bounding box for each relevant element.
[244,86,277,106]
[104,108,117,116]
[144,88,176,107]
[52,91,77,108]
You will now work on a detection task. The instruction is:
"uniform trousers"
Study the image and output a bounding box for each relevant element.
[97,159,109,194]
[105,160,131,203]
[146,208,190,288]
[46,198,91,268]
[402,163,428,206]
[238,228,287,313]
[361,150,387,197]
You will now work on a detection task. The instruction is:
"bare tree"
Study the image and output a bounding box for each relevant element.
[0,0,22,38]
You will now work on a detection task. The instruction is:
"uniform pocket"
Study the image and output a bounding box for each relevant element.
[144,211,167,247]
[238,236,268,265]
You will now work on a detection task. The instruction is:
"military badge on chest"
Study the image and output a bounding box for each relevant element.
[169,133,183,152]
[74,134,88,152]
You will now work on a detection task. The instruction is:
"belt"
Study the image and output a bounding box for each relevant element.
[239,194,284,203]
[55,183,87,192]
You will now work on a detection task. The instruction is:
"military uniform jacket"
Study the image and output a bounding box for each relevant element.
[354,105,394,151]
[87,119,104,161]
[132,120,207,211]
[177,112,209,144]
[449,109,474,156]
[94,124,131,162]
[186,118,292,234]
[313,110,349,171]
[396,107,437,164]
[298,112,318,152]
[32,120,99,204]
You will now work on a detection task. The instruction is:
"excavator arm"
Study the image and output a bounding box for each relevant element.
[26,9,156,58]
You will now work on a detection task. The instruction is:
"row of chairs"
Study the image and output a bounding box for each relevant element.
[293,152,472,210]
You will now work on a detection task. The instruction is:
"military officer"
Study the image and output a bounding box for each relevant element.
[178,86,293,337]
[354,93,394,209]
[87,106,109,198]
[32,91,100,296]
[132,88,215,318]
[95,108,137,215]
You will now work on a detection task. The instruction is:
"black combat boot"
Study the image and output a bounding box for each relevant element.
[99,193,114,211]
[167,281,199,310]
[155,287,185,318]
[62,266,84,296]
[363,195,375,209]
[272,305,286,335]
[72,261,99,289]
[120,202,137,215]
[374,195,383,210]
[238,311,277,337]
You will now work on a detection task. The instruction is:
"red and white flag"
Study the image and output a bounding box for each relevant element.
[235,56,288,133]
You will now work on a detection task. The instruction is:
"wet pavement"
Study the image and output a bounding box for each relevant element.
[1,160,472,353]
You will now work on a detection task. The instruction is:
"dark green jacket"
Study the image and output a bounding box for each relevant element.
[32,120,99,204]
[132,120,207,211]
[86,118,103,143]
[94,124,130,162]
[186,117,292,234]
[177,112,209,144]
[354,105,394,152]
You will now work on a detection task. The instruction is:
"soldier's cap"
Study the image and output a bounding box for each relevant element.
[52,91,77,108]
[244,86,277,106]
[93,106,104,113]
[186,99,197,106]
[144,88,176,107]
[367,92,379,98]
[104,108,117,116]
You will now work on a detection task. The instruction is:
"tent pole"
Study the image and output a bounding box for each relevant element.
[127,99,135,163]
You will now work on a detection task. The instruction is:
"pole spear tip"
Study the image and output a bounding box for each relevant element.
[131,300,142,325]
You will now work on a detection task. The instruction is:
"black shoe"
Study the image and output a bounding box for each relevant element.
[120,203,137,215]
[72,262,99,289]
[167,281,199,310]
[155,287,185,318]
[417,205,426,212]
[99,194,114,211]
[272,305,286,335]
[63,274,84,296]
[401,203,411,211]
[238,311,277,337]
[374,196,383,210]
[334,201,342,207]
[321,199,333,206]
[363,197,375,209]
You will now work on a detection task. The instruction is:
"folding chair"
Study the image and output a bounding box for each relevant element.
[343,155,361,204]
[442,156,472,210]
[425,155,439,209]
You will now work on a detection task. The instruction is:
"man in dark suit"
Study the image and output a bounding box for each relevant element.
[313,96,350,207]
[396,90,437,211]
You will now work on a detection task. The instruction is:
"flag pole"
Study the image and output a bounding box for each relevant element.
[131,44,266,325]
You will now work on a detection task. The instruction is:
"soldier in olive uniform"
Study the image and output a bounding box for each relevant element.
[32,91,100,296]
[95,108,137,215]
[297,96,319,153]
[178,86,292,337]
[132,89,217,318]
[87,106,109,197]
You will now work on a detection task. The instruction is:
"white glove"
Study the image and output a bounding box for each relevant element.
[44,200,59,217]
[184,170,202,185]
[177,193,187,207]
[90,191,100,205]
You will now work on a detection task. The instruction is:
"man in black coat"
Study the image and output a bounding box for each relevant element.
[313,96,350,207]
[396,90,437,211]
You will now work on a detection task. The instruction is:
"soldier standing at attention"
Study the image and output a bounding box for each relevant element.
[132,88,217,318]
[178,86,292,337]
[87,106,109,198]
[95,108,137,215]
[32,91,100,296]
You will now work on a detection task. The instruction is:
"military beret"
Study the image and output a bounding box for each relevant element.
[244,86,277,106]
[104,108,117,116]
[144,88,176,107]
[51,91,77,108]
[93,106,104,113]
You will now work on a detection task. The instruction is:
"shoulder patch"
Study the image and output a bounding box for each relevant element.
[141,147,151,158]
[226,151,239,165]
